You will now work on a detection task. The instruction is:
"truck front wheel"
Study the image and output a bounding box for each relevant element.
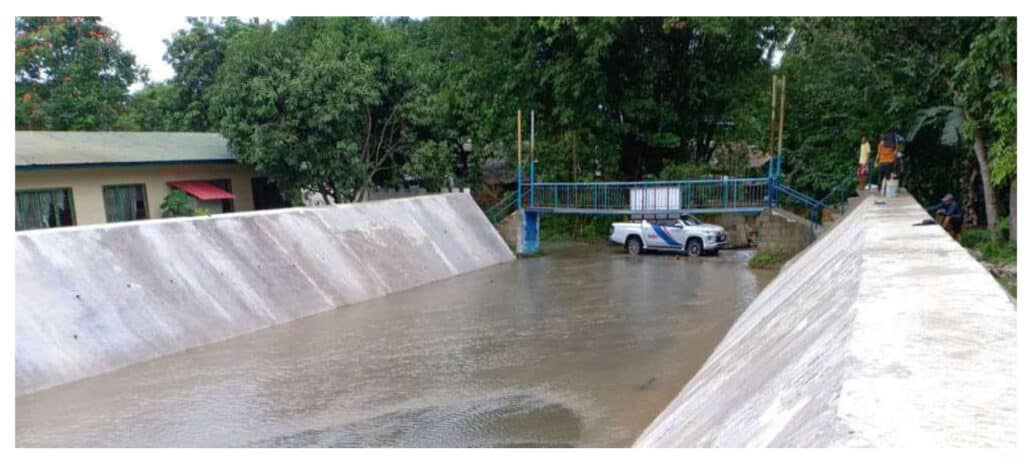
[686,238,703,257]
[626,236,643,256]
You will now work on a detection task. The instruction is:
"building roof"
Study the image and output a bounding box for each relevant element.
[15,131,236,169]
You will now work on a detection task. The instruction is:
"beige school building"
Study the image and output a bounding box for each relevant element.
[15,131,287,230]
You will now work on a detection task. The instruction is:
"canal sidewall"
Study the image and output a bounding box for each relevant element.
[15,193,515,396]
[635,194,1017,447]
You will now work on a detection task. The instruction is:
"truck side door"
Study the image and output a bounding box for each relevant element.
[668,221,689,246]
[643,221,682,249]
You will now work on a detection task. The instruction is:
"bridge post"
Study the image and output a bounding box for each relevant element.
[529,160,535,207]
[517,165,523,210]
[519,210,540,255]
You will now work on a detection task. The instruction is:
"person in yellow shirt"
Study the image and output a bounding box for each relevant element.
[858,136,871,190]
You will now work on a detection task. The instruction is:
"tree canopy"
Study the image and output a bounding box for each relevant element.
[14,16,1017,229]
[16,17,143,130]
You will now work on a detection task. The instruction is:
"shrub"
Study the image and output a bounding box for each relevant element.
[655,162,714,181]
[961,227,1015,264]
[160,189,194,217]
[960,228,992,249]
[748,251,793,269]
[979,239,1016,264]
[539,214,623,242]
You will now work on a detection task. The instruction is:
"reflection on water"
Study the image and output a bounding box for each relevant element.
[250,392,581,448]
[16,243,775,447]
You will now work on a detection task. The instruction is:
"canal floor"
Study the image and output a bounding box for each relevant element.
[16,243,775,447]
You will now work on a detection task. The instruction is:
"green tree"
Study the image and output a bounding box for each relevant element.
[162,17,259,131]
[16,16,143,130]
[209,17,439,202]
[420,17,785,184]
[952,17,1016,231]
[116,82,178,131]
[780,17,985,201]
[402,141,456,192]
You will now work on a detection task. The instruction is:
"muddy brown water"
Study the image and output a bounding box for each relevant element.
[16,243,776,447]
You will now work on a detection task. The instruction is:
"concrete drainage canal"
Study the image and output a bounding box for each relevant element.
[16,238,774,447]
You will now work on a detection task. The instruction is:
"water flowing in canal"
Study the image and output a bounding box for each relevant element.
[16,243,775,447]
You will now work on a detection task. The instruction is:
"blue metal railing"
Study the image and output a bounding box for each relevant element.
[484,153,841,230]
[524,178,770,216]
[819,173,858,215]
[485,191,519,223]
[774,182,826,225]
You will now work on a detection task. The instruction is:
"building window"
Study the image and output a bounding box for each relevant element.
[15,188,76,231]
[103,184,149,223]
[208,179,234,213]
[251,177,289,210]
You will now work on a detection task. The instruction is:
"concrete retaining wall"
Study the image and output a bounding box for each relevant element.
[495,209,522,253]
[700,213,759,248]
[636,194,1016,447]
[756,208,816,255]
[16,193,514,396]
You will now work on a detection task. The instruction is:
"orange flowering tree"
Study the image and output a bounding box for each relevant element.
[16,16,143,130]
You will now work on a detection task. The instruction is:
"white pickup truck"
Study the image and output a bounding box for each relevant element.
[609,214,727,256]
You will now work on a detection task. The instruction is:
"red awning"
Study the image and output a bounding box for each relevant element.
[168,181,235,201]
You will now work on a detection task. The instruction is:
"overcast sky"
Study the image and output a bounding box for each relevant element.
[101,15,783,92]
[101,15,290,91]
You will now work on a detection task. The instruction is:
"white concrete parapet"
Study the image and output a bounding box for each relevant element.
[635,194,1016,447]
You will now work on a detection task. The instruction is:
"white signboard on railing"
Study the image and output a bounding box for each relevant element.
[630,186,681,212]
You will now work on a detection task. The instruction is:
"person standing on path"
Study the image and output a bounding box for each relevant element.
[858,136,871,190]
[876,133,898,195]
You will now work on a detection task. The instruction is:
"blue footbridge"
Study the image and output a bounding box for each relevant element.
[487,156,855,255]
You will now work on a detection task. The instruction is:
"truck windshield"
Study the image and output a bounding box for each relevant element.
[680,215,702,226]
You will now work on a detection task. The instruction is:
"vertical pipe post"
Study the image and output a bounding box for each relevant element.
[516,110,522,211]
[767,75,778,209]
[768,74,778,161]
[776,75,787,171]
[529,110,535,207]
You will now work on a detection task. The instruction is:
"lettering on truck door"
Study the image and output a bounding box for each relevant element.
[646,221,682,249]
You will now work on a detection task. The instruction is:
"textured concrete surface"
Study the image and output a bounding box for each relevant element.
[16,193,514,396]
[494,209,522,252]
[700,213,758,248]
[756,208,816,255]
[635,194,1016,447]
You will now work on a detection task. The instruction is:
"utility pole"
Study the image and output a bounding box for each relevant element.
[767,74,787,207]
[516,110,523,211]
[768,74,777,159]
[530,110,535,207]
[776,75,787,166]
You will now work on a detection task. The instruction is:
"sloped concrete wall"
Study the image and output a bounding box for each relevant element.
[16,193,514,396]
[636,194,1016,447]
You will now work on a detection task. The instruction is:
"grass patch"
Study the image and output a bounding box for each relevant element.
[748,251,794,269]
[961,228,1016,265]
[960,224,1016,297]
